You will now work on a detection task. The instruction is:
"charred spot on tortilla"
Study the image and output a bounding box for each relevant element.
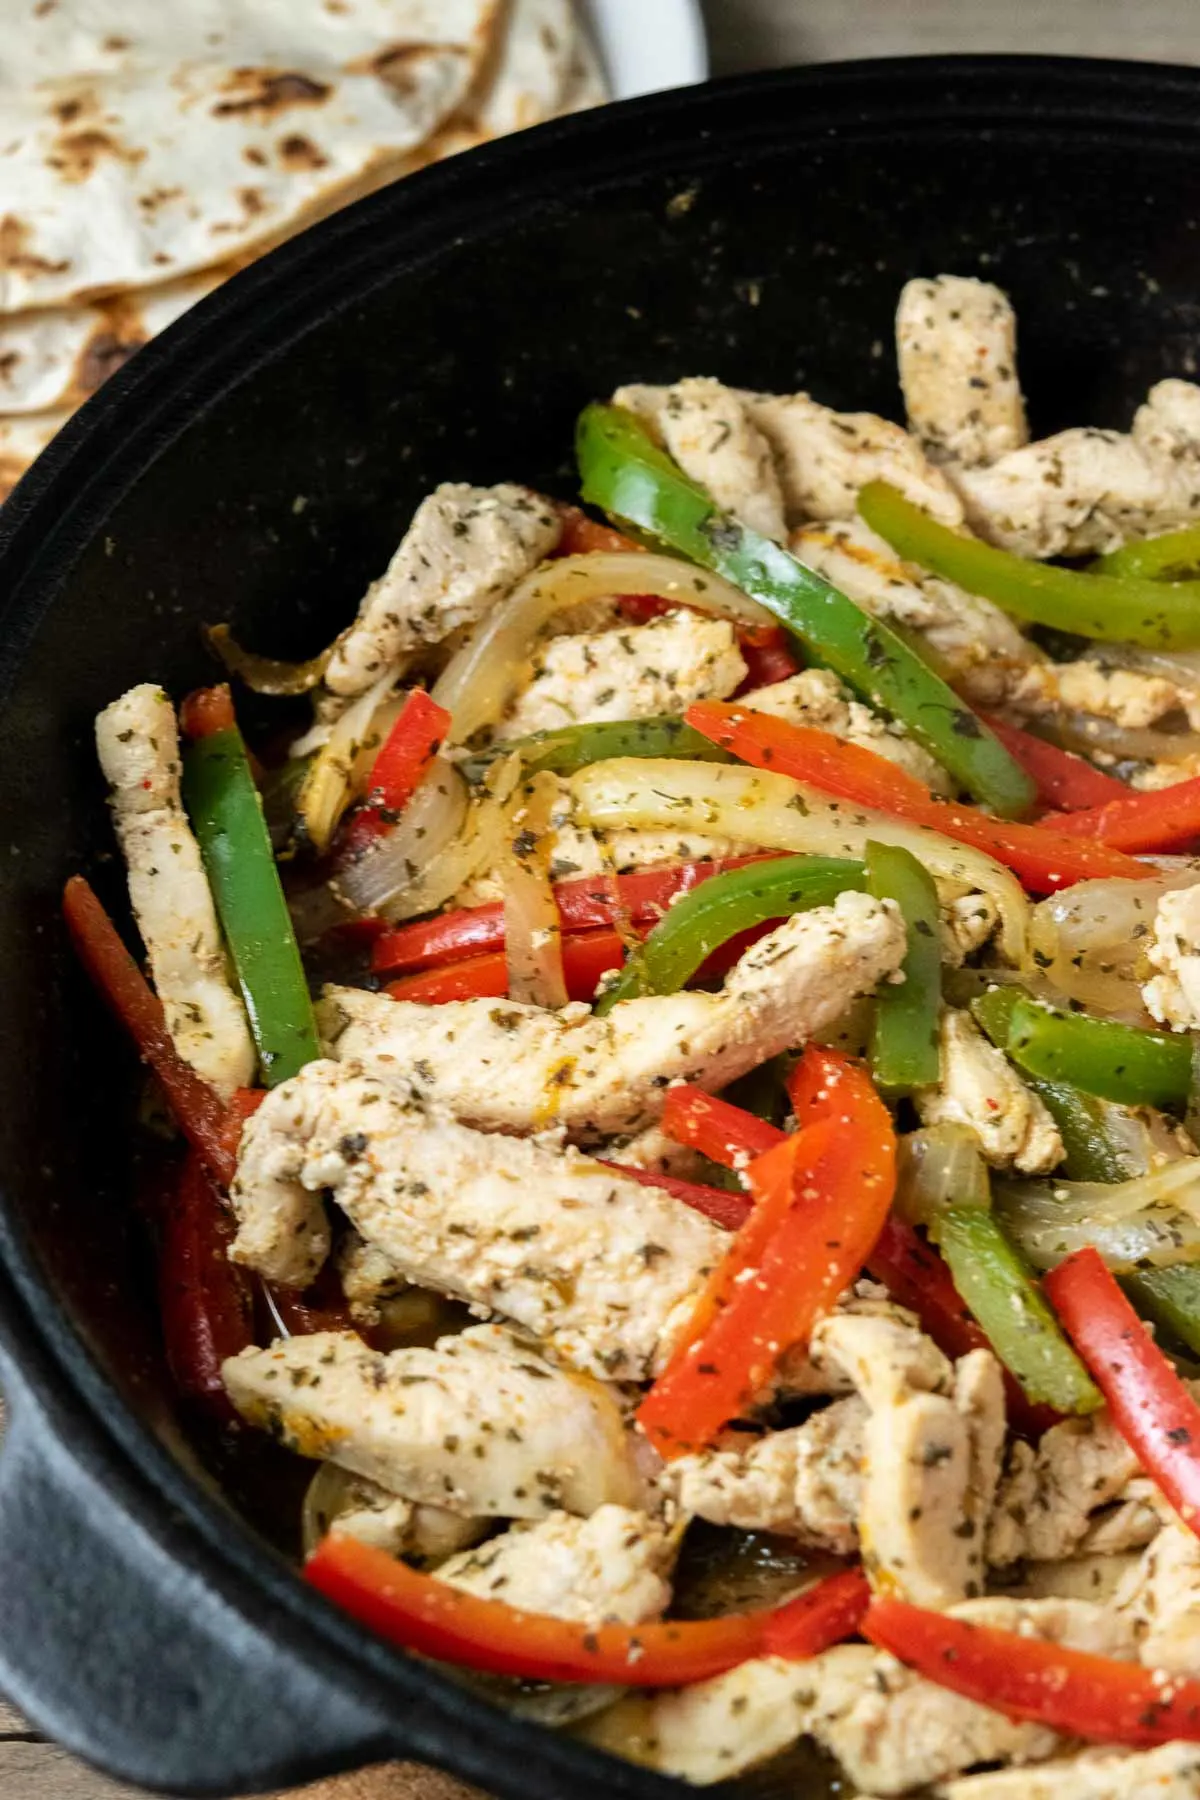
[48,128,146,185]
[211,70,332,120]
[278,134,328,172]
[0,216,68,279]
[76,329,144,397]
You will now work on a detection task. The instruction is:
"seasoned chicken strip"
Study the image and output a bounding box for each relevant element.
[942,1741,1200,1800]
[436,1505,676,1625]
[791,516,1035,706]
[665,1397,867,1553]
[322,1474,486,1564]
[230,1062,724,1379]
[95,683,254,1098]
[494,610,746,741]
[1142,882,1200,1030]
[987,1408,1143,1567]
[1115,1513,1200,1677]
[325,483,562,697]
[222,1326,642,1517]
[321,890,905,1140]
[915,1008,1064,1175]
[950,380,1200,558]
[896,275,1028,467]
[745,666,952,792]
[1009,656,1200,733]
[336,1232,411,1327]
[615,378,787,542]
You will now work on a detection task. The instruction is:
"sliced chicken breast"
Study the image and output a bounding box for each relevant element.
[896,275,1028,468]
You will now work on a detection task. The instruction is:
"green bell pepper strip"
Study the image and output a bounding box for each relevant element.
[934,1205,1102,1413]
[460,715,730,785]
[594,854,864,1015]
[183,727,321,1086]
[575,404,1035,819]
[1122,1264,1200,1359]
[999,994,1190,1113]
[1095,525,1200,582]
[859,480,1200,650]
[971,986,1145,1183]
[865,841,941,1093]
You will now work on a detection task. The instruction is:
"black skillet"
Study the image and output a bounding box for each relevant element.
[0,54,1197,1800]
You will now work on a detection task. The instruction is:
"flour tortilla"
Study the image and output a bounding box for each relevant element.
[0,409,73,500]
[0,0,500,312]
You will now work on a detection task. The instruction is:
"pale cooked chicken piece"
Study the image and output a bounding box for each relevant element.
[614,378,787,542]
[95,684,255,1099]
[744,666,952,792]
[768,1281,927,1400]
[942,892,1000,966]
[222,1326,642,1518]
[600,1123,710,1182]
[493,610,746,741]
[321,1473,486,1564]
[941,1741,1200,1800]
[336,1232,411,1327]
[950,380,1200,558]
[791,516,1035,706]
[1116,1512,1200,1676]
[665,1397,867,1553]
[1142,882,1200,1030]
[896,276,1028,468]
[987,1408,1143,1567]
[435,1505,676,1625]
[325,484,562,697]
[583,1638,1058,1791]
[321,889,905,1140]
[737,390,965,526]
[915,1008,1064,1175]
[1009,657,1200,733]
[230,1062,723,1379]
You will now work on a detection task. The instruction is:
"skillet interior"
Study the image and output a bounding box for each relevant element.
[1,53,1200,1800]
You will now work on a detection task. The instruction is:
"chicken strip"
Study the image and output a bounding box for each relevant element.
[336,1232,411,1327]
[493,610,746,741]
[942,1742,1200,1800]
[915,1008,1064,1175]
[613,377,787,541]
[1142,882,1200,1030]
[791,516,1035,706]
[950,380,1200,558]
[325,483,562,697]
[321,889,905,1140]
[435,1505,676,1625]
[1008,656,1200,733]
[896,275,1028,467]
[229,1062,724,1379]
[320,1473,486,1564]
[95,683,255,1098]
[222,1325,643,1518]
[744,666,952,792]
[1116,1512,1200,1677]
[987,1408,1143,1567]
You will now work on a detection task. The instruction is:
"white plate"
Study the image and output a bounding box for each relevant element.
[579,0,708,98]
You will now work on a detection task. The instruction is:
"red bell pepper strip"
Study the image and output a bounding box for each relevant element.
[367,690,449,813]
[639,1051,896,1458]
[306,1534,866,1686]
[555,506,642,557]
[63,876,238,1188]
[978,713,1127,812]
[661,1084,787,1169]
[1044,772,1200,853]
[159,1150,254,1421]
[385,928,636,1007]
[370,854,781,976]
[737,626,800,692]
[598,1159,752,1233]
[686,700,1150,892]
[864,1595,1200,1746]
[180,683,237,740]
[1046,1246,1200,1536]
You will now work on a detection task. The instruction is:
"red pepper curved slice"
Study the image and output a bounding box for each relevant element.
[555,506,642,557]
[737,627,800,692]
[661,1084,786,1169]
[368,690,449,812]
[686,700,1151,892]
[864,1595,1200,1746]
[978,713,1127,812]
[180,683,236,741]
[385,928,634,1007]
[1044,772,1200,853]
[1046,1246,1200,1536]
[159,1150,254,1420]
[597,1159,751,1233]
[306,1534,866,1686]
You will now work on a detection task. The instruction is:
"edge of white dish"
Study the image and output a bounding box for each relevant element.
[579,0,709,98]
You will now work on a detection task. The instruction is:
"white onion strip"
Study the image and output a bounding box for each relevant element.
[433,551,774,745]
[334,756,467,916]
[298,671,396,854]
[569,757,1031,967]
[501,772,569,1008]
[375,753,522,925]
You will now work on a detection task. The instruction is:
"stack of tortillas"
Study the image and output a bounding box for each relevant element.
[0,0,605,498]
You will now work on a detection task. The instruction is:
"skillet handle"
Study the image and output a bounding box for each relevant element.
[0,1336,402,1797]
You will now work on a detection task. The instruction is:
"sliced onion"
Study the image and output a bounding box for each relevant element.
[206,623,332,696]
[373,753,522,925]
[568,757,1031,966]
[1094,641,1200,696]
[432,551,773,745]
[500,771,569,1008]
[1047,709,1200,766]
[298,671,396,855]
[1029,872,1200,1021]
[334,757,468,916]
[996,1157,1200,1273]
[895,1125,990,1230]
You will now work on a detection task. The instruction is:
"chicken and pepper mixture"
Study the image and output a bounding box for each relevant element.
[69,273,1200,1796]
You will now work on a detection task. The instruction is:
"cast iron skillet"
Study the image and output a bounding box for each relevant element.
[0,53,1198,1800]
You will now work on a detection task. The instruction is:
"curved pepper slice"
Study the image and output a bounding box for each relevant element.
[1046,1246,1200,1538]
[159,1149,254,1421]
[661,1084,788,1170]
[575,402,1035,818]
[979,713,1127,812]
[597,1158,751,1233]
[995,991,1190,1112]
[865,840,941,1093]
[306,1535,869,1686]
[1095,523,1200,581]
[1044,773,1200,853]
[860,478,1200,649]
[864,1594,1200,1745]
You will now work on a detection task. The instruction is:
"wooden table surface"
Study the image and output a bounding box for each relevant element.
[10,1,1200,1795]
